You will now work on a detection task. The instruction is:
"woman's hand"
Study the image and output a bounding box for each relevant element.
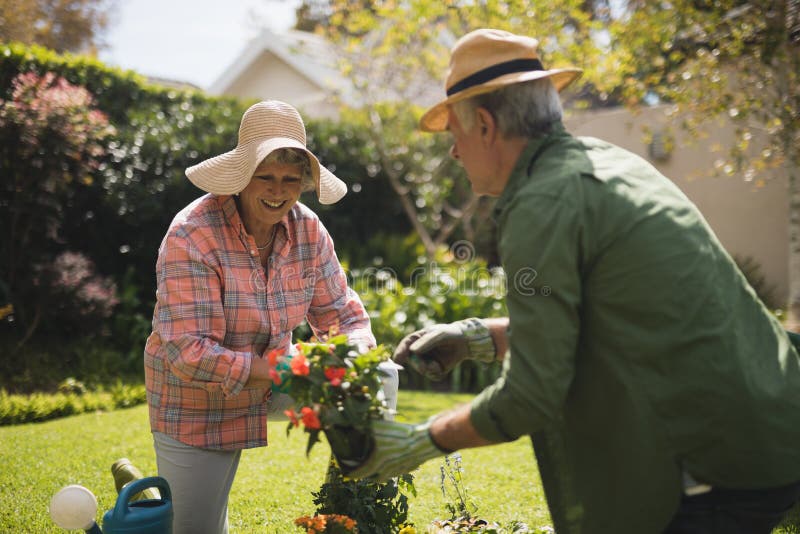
[246,356,273,389]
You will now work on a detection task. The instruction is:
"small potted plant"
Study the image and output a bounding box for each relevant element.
[269,333,391,469]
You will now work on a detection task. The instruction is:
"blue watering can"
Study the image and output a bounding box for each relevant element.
[102,476,172,534]
[50,476,172,533]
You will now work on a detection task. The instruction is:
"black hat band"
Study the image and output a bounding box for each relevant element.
[446,58,544,97]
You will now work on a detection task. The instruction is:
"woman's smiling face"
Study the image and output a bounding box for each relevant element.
[238,160,304,226]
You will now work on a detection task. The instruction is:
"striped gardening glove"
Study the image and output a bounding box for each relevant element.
[392,318,495,381]
[345,419,451,482]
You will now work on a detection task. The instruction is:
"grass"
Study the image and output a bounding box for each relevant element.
[0,390,551,533]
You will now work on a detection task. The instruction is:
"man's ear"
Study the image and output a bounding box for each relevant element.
[475,107,497,145]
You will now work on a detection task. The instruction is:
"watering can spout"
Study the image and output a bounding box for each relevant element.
[111,458,161,501]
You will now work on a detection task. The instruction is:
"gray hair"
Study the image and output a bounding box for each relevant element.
[451,78,563,138]
[261,148,316,193]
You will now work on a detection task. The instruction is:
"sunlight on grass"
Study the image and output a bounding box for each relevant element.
[0,391,551,532]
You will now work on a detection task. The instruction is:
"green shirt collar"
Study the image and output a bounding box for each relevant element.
[493,121,569,220]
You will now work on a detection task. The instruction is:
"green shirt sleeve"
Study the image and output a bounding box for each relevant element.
[471,189,582,442]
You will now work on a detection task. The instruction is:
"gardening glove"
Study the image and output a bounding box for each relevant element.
[346,419,451,482]
[392,318,495,381]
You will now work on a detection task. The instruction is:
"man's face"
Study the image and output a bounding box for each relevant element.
[446,107,500,196]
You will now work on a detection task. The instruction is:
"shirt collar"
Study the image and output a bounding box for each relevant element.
[493,121,568,220]
[217,195,293,255]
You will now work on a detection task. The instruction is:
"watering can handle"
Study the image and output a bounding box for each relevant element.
[112,476,172,518]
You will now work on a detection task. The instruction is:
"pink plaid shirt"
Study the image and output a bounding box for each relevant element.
[144,194,375,450]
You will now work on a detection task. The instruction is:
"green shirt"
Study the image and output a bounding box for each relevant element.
[469,122,800,533]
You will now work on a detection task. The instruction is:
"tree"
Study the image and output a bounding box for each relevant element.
[292,0,609,258]
[0,0,114,54]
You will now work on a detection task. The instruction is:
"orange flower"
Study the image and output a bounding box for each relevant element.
[269,368,282,385]
[267,348,283,368]
[290,353,310,376]
[285,409,299,427]
[324,367,346,387]
[300,406,321,429]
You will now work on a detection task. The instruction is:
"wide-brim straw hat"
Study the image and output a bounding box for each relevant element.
[186,100,347,204]
[420,29,583,132]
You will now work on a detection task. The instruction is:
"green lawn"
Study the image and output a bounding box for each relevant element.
[0,391,551,533]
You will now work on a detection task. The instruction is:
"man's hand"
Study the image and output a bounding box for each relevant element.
[345,419,450,482]
[392,318,495,380]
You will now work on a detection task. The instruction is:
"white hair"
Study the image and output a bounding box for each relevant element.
[451,78,564,137]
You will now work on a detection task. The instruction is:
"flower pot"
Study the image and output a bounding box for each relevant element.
[324,424,374,474]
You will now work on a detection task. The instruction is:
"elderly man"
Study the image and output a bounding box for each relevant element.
[347,29,800,533]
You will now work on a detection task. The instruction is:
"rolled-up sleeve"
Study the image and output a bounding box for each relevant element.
[305,220,376,348]
[156,230,251,398]
[470,192,580,442]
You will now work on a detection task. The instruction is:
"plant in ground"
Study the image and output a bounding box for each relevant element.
[294,512,358,534]
[310,459,416,534]
[430,454,536,534]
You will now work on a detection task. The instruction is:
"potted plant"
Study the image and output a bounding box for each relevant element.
[273,334,416,533]
[269,333,390,469]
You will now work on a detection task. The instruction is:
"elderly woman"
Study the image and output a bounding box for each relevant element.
[144,100,395,534]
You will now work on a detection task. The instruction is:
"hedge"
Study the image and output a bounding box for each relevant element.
[0,382,146,425]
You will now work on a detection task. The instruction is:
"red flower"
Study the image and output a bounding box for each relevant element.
[324,367,346,387]
[300,406,321,429]
[269,368,282,385]
[291,353,310,376]
[267,348,283,368]
[285,409,299,427]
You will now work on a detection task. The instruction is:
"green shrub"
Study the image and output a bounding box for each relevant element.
[0,42,247,353]
[353,245,508,392]
[0,381,145,425]
[0,43,500,393]
[312,462,415,534]
[0,332,145,394]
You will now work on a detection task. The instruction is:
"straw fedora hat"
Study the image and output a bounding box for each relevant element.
[420,29,583,132]
[185,100,347,204]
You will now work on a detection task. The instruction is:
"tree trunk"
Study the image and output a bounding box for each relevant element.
[779,14,800,329]
[786,176,800,330]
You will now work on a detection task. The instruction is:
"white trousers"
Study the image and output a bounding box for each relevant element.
[153,431,240,534]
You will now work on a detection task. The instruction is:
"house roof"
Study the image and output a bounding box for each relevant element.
[207,28,352,103]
